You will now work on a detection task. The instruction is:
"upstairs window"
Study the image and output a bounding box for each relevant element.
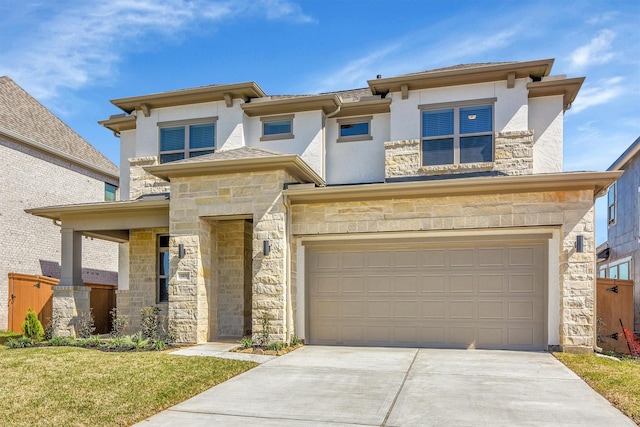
[607,184,616,225]
[104,183,117,202]
[261,115,294,141]
[159,118,216,164]
[337,116,372,142]
[420,100,494,166]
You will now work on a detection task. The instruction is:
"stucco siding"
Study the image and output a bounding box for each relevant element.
[529,96,563,173]
[0,136,118,329]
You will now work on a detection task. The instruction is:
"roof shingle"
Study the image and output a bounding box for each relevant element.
[0,76,118,175]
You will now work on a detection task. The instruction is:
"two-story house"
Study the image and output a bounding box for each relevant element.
[0,76,119,330]
[597,136,640,332]
[28,59,620,353]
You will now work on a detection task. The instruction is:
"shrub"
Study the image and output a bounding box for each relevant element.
[22,308,44,343]
[0,331,22,345]
[49,336,74,346]
[239,336,254,349]
[290,335,302,346]
[43,311,62,341]
[6,337,33,348]
[110,308,128,338]
[161,316,178,344]
[152,340,168,351]
[267,341,285,351]
[129,331,150,350]
[255,312,273,347]
[140,307,161,340]
[76,310,96,339]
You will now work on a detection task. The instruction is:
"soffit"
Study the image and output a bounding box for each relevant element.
[527,77,585,111]
[111,82,267,114]
[367,59,554,94]
[241,94,341,117]
[145,147,325,185]
[284,171,622,203]
[98,114,136,133]
[331,98,392,118]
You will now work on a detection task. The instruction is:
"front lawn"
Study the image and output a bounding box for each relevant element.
[555,353,640,424]
[0,345,256,426]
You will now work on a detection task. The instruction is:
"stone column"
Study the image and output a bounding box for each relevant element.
[54,229,90,337]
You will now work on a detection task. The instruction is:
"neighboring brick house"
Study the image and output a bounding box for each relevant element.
[29,59,620,353]
[597,136,640,332]
[0,76,119,330]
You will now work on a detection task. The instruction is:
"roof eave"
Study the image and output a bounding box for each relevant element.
[25,199,169,222]
[608,136,640,171]
[111,82,267,114]
[241,94,341,117]
[98,115,137,133]
[527,77,585,111]
[332,98,392,118]
[367,58,555,94]
[145,155,326,186]
[0,126,119,181]
[284,171,621,203]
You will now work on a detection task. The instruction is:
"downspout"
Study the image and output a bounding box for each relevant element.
[284,193,293,344]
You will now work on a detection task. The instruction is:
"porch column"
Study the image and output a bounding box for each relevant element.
[53,228,90,337]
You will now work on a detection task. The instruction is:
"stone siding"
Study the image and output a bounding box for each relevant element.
[129,156,170,199]
[0,136,118,330]
[169,170,298,343]
[384,130,534,179]
[119,227,169,334]
[291,189,596,352]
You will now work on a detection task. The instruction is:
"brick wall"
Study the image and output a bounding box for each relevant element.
[0,136,118,330]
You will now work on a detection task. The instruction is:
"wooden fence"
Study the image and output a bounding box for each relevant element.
[597,278,635,354]
[8,273,116,335]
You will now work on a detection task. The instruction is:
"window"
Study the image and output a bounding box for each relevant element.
[104,183,117,202]
[598,268,606,278]
[420,100,495,166]
[157,235,170,303]
[159,118,216,164]
[607,261,631,280]
[261,114,294,141]
[337,116,372,142]
[607,184,616,224]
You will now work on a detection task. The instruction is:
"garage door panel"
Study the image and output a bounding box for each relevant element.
[478,275,504,292]
[308,240,546,350]
[450,275,474,292]
[422,275,446,292]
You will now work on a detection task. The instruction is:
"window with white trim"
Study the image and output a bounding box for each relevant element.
[157,235,170,303]
[159,118,216,164]
[607,184,616,225]
[337,116,372,142]
[261,114,294,141]
[420,101,494,166]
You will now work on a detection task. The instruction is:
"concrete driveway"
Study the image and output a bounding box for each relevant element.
[136,346,635,426]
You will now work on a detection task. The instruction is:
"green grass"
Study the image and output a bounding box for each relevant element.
[0,345,257,426]
[555,352,640,424]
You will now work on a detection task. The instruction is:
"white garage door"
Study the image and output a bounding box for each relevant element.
[307,239,547,350]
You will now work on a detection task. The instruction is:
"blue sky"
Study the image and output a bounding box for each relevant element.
[1,0,638,243]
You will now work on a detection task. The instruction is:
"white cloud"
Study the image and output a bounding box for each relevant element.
[0,0,313,101]
[570,76,624,113]
[569,29,616,70]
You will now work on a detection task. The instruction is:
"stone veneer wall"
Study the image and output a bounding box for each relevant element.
[290,189,596,352]
[129,156,170,199]
[385,130,534,179]
[169,170,297,343]
[117,227,169,334]
[216,219,250,337]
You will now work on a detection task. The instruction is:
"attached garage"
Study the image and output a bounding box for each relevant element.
[306,237,548,350]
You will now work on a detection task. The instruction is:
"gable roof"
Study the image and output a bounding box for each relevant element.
[0,76,118,178]
[608,136,640,171]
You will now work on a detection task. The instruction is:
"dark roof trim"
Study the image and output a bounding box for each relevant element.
[608,136,640,171]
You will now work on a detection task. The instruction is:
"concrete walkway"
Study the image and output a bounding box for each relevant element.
[169,342,275,364]
[136,346,635,426]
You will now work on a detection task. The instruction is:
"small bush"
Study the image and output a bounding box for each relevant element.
[267,341,285,351]
[290,335,302,346]
[162,316,178,344]
[239,336,254,349]
[76,310,96,339]
[140,307,161,340]
[6,337,33,348]
[152,340,168,351]
[22,308,44,343]
[129,331,150,350]
[49,336,74,346]
[43,311,62,341]
[255,312,273,347]
[0,331,22,345]
[110,308,128,338]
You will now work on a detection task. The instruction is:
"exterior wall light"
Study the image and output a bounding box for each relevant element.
[575,235,584,253]
[178,243,185,259]
[263,240,270,256]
